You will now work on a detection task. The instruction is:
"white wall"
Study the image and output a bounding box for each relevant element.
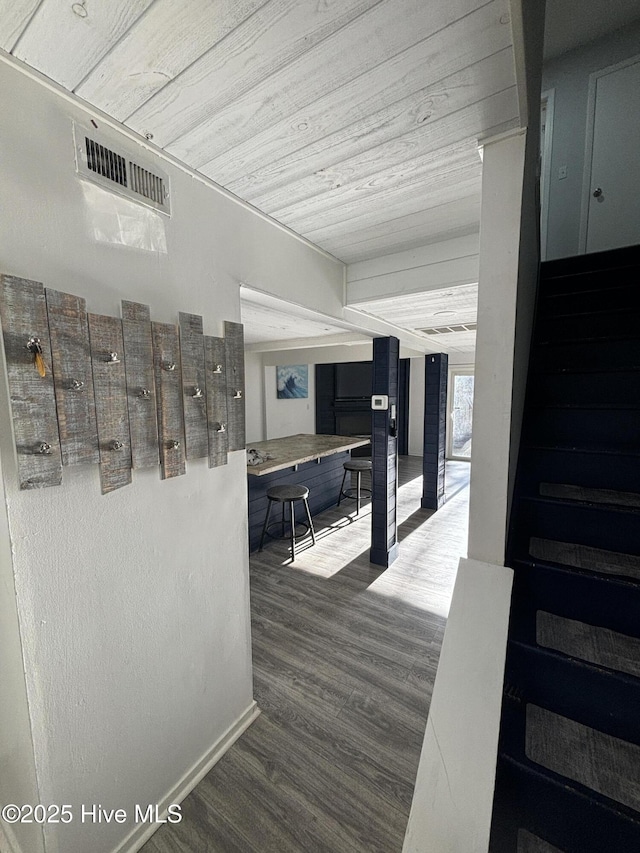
[0,58,342,853]
[244,351,265,443]
[408,357,425,457]
[542,19,640,259]
[264,365,315,439]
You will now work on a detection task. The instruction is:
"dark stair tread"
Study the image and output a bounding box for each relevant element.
[502,642,640,746]
[526,402,640,410]
[521,443,640,458]
[538,482,640,509]
[491,753,640,853]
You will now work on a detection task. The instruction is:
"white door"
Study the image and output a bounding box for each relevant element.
[584,57,640,254]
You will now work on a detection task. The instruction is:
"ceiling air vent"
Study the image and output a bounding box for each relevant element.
[421,322,477,335]
[74,123,170,215]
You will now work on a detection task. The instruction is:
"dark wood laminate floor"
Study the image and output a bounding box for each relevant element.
[142,458,470,853]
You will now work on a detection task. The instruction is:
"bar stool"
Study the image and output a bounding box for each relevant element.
[258,484,316,562]
[337,458,372,516]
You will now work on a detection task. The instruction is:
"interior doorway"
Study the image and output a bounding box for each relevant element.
[580,54,640,253]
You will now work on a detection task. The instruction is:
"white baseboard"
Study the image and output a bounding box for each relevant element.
[113,700,260,853]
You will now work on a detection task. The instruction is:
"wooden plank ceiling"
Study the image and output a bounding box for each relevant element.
[1,0,519,265]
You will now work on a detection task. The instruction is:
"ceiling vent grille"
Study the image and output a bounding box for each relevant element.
[421,322,477,335]
[75,124,170,215]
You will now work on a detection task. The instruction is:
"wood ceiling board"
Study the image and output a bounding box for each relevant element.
[13,0,155,90]
[128,0,382,149]
[159,0,493,167]
[349,259,479,306]
[285,160,483,236]
[0,0,41,51]
[240,49,516,212]
[360,284,479,327]
[202,0,514,186]
[303,177,483,245]
[76,0,268,121]
[268,142,483,225]
[241,302,346,345]
[322,200,481,262]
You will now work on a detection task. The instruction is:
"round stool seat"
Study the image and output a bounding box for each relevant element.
[338,458,372,516]
[343,459,372,473]
[266,484,310,502]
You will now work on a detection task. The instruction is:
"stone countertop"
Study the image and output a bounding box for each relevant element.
[246,433,370,476]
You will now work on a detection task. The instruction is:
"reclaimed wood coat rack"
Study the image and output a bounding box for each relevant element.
[0,273,245,494]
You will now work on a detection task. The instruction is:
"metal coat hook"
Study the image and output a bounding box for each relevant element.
[110,440,124,451]
[169,440,180,450]
[69,379,85,391]
[212,364,223,374]
[192,386,204,399]
[164,361,176,372]
[216,423,227,433]
[138,388,151,399]
[107,352,120,364]
[233,389,243,399]
[37,442,52,455]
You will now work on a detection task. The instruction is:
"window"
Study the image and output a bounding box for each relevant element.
[447,369,474,460]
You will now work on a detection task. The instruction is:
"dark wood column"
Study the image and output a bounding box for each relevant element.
[422,353,448,510]
[370,336,399,567]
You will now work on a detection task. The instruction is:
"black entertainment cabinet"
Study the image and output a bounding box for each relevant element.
[315,360,409,455]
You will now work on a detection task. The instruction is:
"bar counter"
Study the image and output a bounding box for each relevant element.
[246,433,370,551]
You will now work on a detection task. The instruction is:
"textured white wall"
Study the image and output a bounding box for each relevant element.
[264,365,315,439]
[0,58,342,853]
[244,351,265,443]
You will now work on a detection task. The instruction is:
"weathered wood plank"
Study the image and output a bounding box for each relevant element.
[224,321,245,453]
[160,0,491,166]
[225,49,516,209]
[178,312,208,460]
[87,314,132,494]
[45,288,99,466]
[0,0,41,52]
[0,274,62,489]
[129,0,381,148]
[268,141,484,225]
[304,174,482,242]
[204,1,513,188]
[76,0,268,121]
[204,335,228,469]
[121,300,159,470]
[324,197,481,263]
[13,0,154,90]
[152,321,186,479]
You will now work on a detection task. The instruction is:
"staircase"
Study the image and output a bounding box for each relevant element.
[489,245,640,852]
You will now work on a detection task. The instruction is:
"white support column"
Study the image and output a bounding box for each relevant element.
[468,130,527,566]
[402,131,526,853]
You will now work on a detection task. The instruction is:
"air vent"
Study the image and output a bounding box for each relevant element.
[75,124,170,215]
[421,322,477,335]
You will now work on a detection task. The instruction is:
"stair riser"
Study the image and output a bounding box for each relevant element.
[511,499,640,561]
[514,448,640,498]
[535,310,640,344]
[534,338,640,372]
[523,407,638,450]
[539,280,639,313]
[527,370,640,407]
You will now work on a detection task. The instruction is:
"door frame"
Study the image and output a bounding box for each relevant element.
[446,365,474,461]
[540,88,555,262]
[579,53,640,253]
